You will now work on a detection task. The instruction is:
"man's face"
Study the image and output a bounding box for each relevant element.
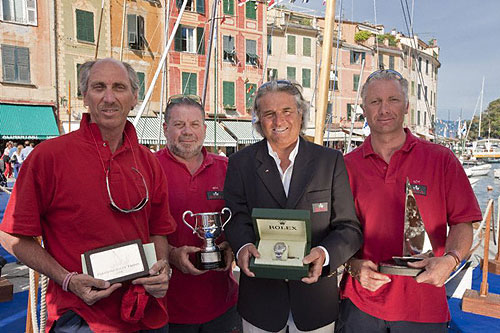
[259,91,302,151]
[164,104,206,159]
[362,79,408,136]
[83,60,137,134]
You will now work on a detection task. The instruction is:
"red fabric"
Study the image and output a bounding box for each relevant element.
[342,129,482,323]
[0,114,176,332]
[155,148,238,324]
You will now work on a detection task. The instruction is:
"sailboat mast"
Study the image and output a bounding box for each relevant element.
[314,0,336,145]
[478,76,484,138]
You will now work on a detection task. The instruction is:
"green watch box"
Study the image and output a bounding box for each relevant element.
[249,208,311,280]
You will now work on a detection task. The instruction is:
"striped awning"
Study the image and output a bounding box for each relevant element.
[128,117,237,147]
[0,103,59,139]
[221,121,262,145]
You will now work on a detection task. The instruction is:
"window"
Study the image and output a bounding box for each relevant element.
[417,110,421,125]
[1,44,30,83]
[329,70,338,91]
[287,67,296,81]
[353,74,360,91]
[223,81,235,108]
[389,55,394,70]
[245,1,256,20]
[425,59,429,74]
[176,0,205,14]
[378,54,384,69]
[417,84,421,100]
[76,9,95,43]
[267,68,278,81]
[411,81,415,96]
[350,51,365,64]
[403,51,408,68]
[223,35,236,63]
[424,112,427,126]
[246,39,258,66]
[222,0,234,15]
[1,0,37,25]
[347,104,354,120]
[175,26,204,54]
[287,35,296,55]
[137,72,145,100]
[181,72,197,95]
[127,14,145,50]
[246,83,256,109]
[418,57,422,71]
[267,34,272,55]
[424,86,428,100]
[76,63,82,96]
[303,37,311,57]
[411,109,414,125]
[302,68,311,88]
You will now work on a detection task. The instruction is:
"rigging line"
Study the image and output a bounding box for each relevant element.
[373,0,380,69]
[400,0,432,124]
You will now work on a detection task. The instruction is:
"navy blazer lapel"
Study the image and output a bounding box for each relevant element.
[286,137,315,209]
[255,141,287,208]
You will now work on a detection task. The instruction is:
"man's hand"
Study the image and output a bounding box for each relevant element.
[169,245,206,275]
[132,259,170,298]
[237,244,260,278]
[68,274,122,306]
[301,247,326,284]
[408,255,456,287]
[349,259,391,292]
[217,241,234,271]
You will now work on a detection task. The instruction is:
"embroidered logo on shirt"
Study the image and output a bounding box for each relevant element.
[206,191,224,200]
[410,183,427,196]
[312,202,328,213]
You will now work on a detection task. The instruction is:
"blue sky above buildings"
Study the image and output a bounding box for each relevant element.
[286,0,500,121]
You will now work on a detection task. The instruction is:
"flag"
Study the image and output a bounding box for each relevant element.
[268,0,276,9]
[221,15,226,24]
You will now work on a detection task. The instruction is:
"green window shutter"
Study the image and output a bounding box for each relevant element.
[182,72,197,95]
[76,10,94,42]
[223,0,234,15]
[389,55,394,69]
[302,68,311,88]
[287,67,296,81]
[223,81,235,107]
[1,44,16,82]
[246,83,256,109]
[267,34,272,55]
[287,35,296,55]
[303,37,311,57]
[196,0,205,14]
[16,47,30,83]
[246,1,256,20]
[127,14,137,45]
[174,25,182,51]
[197,27,205,55]
[137,72,145,100]
[353,74,360,91]
[76,64,82,96]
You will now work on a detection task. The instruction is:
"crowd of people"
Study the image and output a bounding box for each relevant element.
[1,140,35,180]
[0,58,480,333]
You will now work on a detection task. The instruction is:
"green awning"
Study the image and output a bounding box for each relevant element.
[0,104,59,140]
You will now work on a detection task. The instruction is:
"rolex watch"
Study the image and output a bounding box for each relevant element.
[273,241,288,260]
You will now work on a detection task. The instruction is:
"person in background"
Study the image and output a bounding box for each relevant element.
[11,144,23,179]
[20,142,35,161]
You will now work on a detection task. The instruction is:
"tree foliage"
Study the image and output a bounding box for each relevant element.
[467,98,500,140]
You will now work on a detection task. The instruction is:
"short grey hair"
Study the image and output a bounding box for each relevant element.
[361,70,409,105]
[78,58,139,95]
[252,80,310,136]
[164,97,205,124]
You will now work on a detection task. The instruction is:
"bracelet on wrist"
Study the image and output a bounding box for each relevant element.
[62,272,78,292]
[444,250,461,271]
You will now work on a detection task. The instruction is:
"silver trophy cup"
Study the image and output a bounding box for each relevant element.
[182,208,232,270]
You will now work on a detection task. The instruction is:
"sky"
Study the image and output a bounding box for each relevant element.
[285,0,500,121]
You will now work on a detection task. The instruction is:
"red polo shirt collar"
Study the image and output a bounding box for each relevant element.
[361,128,419,159]
[163,146,214,176]
[79,113,139,150]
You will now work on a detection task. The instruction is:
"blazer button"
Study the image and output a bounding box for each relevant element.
[285,279,289,282]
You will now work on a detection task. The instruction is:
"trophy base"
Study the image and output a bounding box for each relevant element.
[379,257,424,277]
[195,249,225,271]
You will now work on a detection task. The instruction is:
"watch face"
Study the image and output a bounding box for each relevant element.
[273,242,287,259]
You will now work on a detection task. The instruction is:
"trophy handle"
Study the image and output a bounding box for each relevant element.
[221,207,232,230]
[182,211,196,233]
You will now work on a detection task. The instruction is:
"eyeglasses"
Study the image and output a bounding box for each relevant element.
[366,69,404,82]
[106,167,149,213]
[167,94,202,106]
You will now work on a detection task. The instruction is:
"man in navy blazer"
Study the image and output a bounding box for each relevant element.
[224,80,362,332]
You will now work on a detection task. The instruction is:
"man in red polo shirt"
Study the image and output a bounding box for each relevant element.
[338,70,482,332]
[155,96,240,332]
[0,58,176,332]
